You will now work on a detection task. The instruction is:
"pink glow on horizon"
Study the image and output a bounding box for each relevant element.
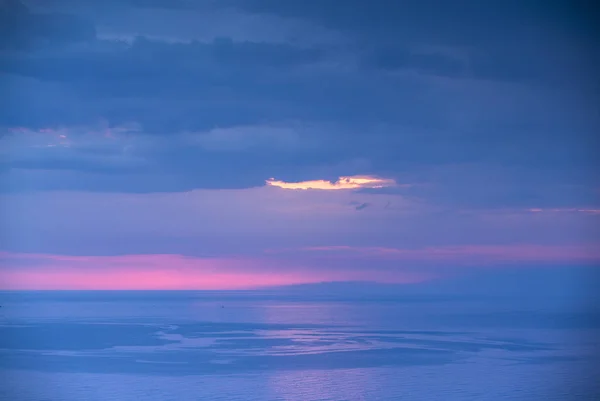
[0,252,427,290]
[0,267,316,290]
[2,242,596,290]
[0,253,314,290]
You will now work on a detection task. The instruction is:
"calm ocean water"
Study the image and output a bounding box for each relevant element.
[0,291,598,400]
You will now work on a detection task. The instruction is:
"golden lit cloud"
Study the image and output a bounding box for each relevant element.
[265,175,396,190]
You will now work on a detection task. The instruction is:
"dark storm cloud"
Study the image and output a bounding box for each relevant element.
[0,0,96,50]
[229,0,600,85]
[227,0,599,44]
[0,36,329,132]
[0,0,597,213]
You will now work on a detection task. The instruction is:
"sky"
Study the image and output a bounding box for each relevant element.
[0,0,599,290]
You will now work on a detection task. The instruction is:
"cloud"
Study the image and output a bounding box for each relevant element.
[223,0,600,116]
[0,0,597,295]
[0,0,597,221]
[189,124,307,152]
[1,35,360,131]
[527,208,600,215]
[2,185,598,261]
[373,164,600,211]
[266,175,396,190]
[2,241,597,290]
[0,123,371,191]
[95,7,342,45]
[294,244,600,266]
[0,0,96,50]
[0,123,149,175]
[360,46,467,79]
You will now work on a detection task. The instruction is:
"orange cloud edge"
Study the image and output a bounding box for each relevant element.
[265,175,397,190]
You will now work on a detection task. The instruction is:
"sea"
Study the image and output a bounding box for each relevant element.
[0,291,598,400]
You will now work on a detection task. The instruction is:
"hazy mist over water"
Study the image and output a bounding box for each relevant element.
[0,290,598,400]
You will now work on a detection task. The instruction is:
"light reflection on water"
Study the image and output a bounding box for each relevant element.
[0,291,597,400]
